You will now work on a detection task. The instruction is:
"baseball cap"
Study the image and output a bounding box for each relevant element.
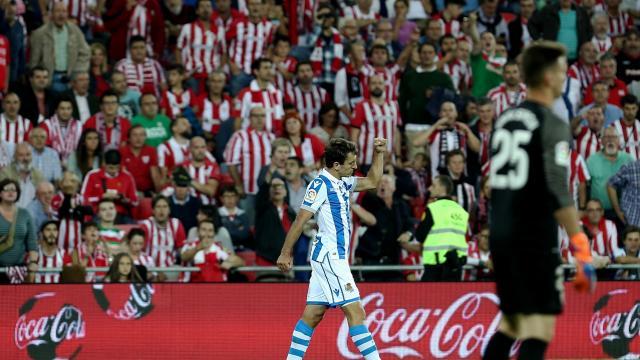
[172,167,191,187]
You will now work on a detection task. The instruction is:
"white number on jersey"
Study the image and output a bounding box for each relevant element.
[490,128,532,190]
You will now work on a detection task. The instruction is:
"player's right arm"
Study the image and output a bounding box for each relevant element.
[277,209,315,272]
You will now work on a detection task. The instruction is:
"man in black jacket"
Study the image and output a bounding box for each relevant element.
[507,0,536,60]
[528,0,593,62]
[11,66,55,125]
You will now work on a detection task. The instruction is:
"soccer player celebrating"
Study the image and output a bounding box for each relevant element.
[277,138,386,360]
[484,42,596,360]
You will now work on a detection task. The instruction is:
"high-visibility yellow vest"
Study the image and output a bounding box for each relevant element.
[422,199,469,265]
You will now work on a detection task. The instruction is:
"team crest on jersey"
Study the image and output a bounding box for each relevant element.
[555,141,570,167]
[305,189,317,202]
[345,283,354,293]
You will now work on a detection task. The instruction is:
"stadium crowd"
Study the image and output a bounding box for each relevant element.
[0,0,639,283]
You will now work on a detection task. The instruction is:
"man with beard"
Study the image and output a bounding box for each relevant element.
[351,75,401,170]
[0,143,44,208]
[120,125,162,195]
[285,61,329,131]
[587,126,632,220]
[178,136,221,205]
[573,106,606,160]
[487,61,528,117]
[36,221,65,284]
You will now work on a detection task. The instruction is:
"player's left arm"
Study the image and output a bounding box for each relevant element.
[355,138,387,192]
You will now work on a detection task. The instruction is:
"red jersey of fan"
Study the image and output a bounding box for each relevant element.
[80,168,139,214]
[120,144,158,193]
[181,239,230,282]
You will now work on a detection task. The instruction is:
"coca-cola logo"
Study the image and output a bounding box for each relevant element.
[92,283,155,320]
[337,292,516,359]
[14,292,85,359]
[590,289,640,358]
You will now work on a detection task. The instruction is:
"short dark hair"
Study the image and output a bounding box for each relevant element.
[621,94,638,107]
[622,226,640,242]
[445,149,466,165]
[273,36,291,47]
[221,185,239,196]
[104,149,121,165]
[128,124,145,138]
[129,35,146,47]
[40,220,59,234]
[29,65,48,77]
[504,60,519,70]
[152,194,170,209]
[368,42,389,58]
[318,102,339,128]
[418,42,436,53]
[100,89,119,104]
[55,95,75,110]
[439,33,457,48]
[82,222,99,234]
[251,57,272,73]
[324,138,357,167]
[287,156,303,167]
[446,0,466,6]
[477,97,493,107]
[295,60,313,74]
[0,178,20,203]
[139,92,157,105]
[166,63,185,74]
[521,42,566,88]
[198,218,216,232]
[98,198,116,209]
[434,175,454,196]
[126,228,146,243]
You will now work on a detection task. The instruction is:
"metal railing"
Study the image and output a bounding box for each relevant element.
[2,263,640,274]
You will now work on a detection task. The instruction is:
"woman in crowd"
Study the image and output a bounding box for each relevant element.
[282,112,325,169]
[126,228,157,282]
[310,103,349,145]
[0,179,38,283]
[105,252,144,283]
[89,43,111,98]
[67,129,103,180]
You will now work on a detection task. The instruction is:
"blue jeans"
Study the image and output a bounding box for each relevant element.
[51,72,70,94]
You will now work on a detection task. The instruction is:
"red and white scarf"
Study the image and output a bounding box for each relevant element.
[310,28,343,76]
[94,112,121,150]
[128,0,153,55]
[47,115,82,161]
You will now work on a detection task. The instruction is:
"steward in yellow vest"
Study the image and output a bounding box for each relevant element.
[399,175,469,281]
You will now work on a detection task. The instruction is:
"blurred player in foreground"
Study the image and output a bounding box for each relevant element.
[484,41,596,360]
[277,138,387,360]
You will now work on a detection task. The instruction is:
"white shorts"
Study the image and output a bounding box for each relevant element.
[306,252,360,307]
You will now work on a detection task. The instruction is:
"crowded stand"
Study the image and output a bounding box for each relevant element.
[0,0,639,284]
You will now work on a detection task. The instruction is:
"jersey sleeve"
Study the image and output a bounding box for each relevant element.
[343,176,358,194]
[300,179,327,214]
[541,113,573,210]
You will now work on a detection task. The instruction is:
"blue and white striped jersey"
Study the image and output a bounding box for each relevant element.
[300,169,357,261]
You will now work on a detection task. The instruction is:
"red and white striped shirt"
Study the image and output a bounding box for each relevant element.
[0,114,32,143]
[443,59,472,93]
[157,137,190,173]
[127,0,154,54]
[342,5,380,41]
[48,0,91,26]
[114,57,166,95]
[434,15,462,38]
[582,218,620,258]
[224,128,274,194]
[285,84,328,131]
[35,247,64,284]
[181,239,230,282]
[594,4,634,37]
[51,193,84,253]
[574,126,602,160]
[227,19,275,74]
[237,80,284,134]
[371,64,402,101]
[568,61,600,94]
[159,89,194,120]
[139,217,186,268]
[464,240,492,281]
[569,150,590,208]
[197,94,237,135]
[181,159,222,204]
[63,243,109,283]
[487,83,527,117]
[612,119,640,160]
[177,20,226,75]
[292,134,325,167]
[274,56,297,94]
[351,99,401,165]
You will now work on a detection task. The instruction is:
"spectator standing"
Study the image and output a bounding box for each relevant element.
[177,0,225,88]
[84,91,132,149]
[270,37,296,95]
[0,0,26,85]
[63,71,98,123]
[40,96,82,166]
[120,125,161,195]
[597,0,634,38]
[160,0,196,63]
[568,42,601,94]
[28,2,90,93]
[236,57,284,134]
[528,0,592,61]
[468,23,504,98]
[475,0,508,40]
[0,93,33,144]
[157,115,192,181]
[196,71,236,137]
[35,221,64,284]
[439,35,472,95]
[399,42,455,159]
[67,129,102,179]
[132,92,172,147]
[217,186,251,250]
[103,0,165,61]
[351,75,402,167]
[587,126,632,217]
[51,172,89,253]
[507,0,536,59]
[114,36,166,95]
[0,179,38,283]
[334,41,371,125]
[28,128,62,183]
[608,160,640,227]
[611,94,640,160]
[210,0,246,32]
[308,3,343,95]
[179,136,221,205]
[81,149,139,216]
[0,143,44,208]
[27,182,56,232]
[285,61,329,131]
[616,30,640,87]
[487,61,527,117]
